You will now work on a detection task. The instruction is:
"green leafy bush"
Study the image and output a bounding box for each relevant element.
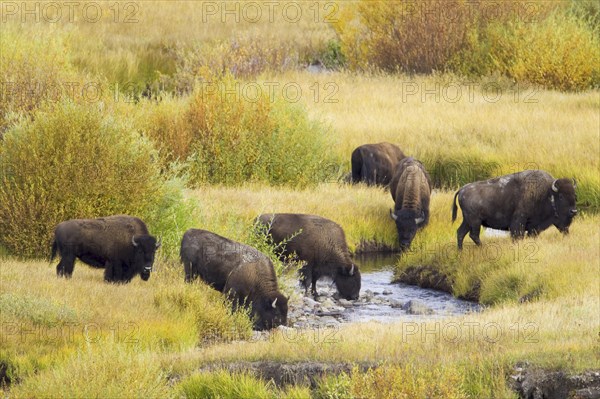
[143,70,341,187]
[0,101,185,257]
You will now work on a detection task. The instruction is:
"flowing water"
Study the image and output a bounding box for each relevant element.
[286,253,482,329]
[342,253,481,323]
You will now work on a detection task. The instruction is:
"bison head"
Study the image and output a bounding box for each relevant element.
[131,235,161,280]
[254,293,288,331]
[390,209,425,250]
[551,178,577,234]
[334,263,361,300]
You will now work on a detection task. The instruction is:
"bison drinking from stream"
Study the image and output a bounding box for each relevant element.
[452,170,577,249]
[351,142,406,186]
[180,229,288,330]
[50,215,160,283]
[258,213,361,300]
[389,157,432,250]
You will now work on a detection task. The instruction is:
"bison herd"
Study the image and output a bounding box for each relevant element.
[49,142,578,330]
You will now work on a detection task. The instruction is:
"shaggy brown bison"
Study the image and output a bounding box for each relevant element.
[389,157,432,250]
[50,215,160,283]
[452,170,577,249]
[351,142,406,186]
[180,229,288,330]
[258,213,361,300]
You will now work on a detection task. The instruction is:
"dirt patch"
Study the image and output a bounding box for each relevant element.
[199,361,378,388]
[511,365,600,399]
[394,265,455,295]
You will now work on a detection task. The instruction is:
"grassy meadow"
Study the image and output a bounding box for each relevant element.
[1,1,599,397]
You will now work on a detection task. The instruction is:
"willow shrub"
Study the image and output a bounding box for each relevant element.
[333,1,599,90]
[0,26,87,136]
[0,101,187,257]
[144,70,341,187]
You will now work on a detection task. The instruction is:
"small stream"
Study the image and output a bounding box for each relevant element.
[286,253,481,329]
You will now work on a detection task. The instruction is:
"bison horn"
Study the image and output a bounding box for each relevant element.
[272,298,278,308]
[156,238,162,248]
[349,264,355,276]
[389,209,398,221]
[131,236,138,247]
[415,216,425,225]
[572,178,577,189]
[552,180,559,192]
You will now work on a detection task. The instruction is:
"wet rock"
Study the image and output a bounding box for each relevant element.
[338,299,354,307]
[382,289,393,295]
[318,316,340,325]
[390,299,404,309]
[320,298,336,309]
[402,300,434,315]
[303,297,320,307]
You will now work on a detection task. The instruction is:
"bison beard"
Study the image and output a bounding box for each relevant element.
[180,229,288,330]
[452,170,578,249]
[50,215,160,283]
[257,213,361,300]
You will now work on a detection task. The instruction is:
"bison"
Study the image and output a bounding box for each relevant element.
[351,142,406,186]
[389,157,432,250]
[452,170,577,249]
[50,215,160,283]
[180,229,288,330]
[258,213,361,300]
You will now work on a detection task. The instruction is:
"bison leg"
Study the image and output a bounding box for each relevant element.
[184,261,194,283]
[104,261,115,282]
[468,222,482,246]
[456,221,470,250]
[57,254,76,278]
[104,261,124,283]
[299,265,312,295]
[509,220,526,240]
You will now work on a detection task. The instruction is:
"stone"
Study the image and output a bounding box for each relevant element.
[382,289,393,295]
[402,300,434,315]
[390,299,404,308]
[338,299,353,307]
[303,297,320,307]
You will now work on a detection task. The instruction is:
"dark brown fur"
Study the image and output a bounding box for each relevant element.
[50,215,159,282]
[351,142,406,186]
[258,213,361,300]
[180,229,288,330]
[452,170,577,249]
[389,157,432,249]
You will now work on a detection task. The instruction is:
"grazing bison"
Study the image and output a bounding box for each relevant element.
[452,170,577,249]
[351,142,406,186]
[180,229,288,330]
[258,213,361,300]
[50,215,160,282]
[389,157,432,250]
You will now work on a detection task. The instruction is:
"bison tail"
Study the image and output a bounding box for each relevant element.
[50,239,58,262]
[452,190,460,223]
